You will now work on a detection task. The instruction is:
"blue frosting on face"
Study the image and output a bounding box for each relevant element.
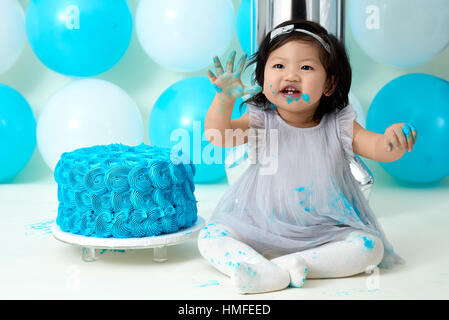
[54,143,198,238]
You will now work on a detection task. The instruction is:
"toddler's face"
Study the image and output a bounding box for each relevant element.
[263,40,330,114]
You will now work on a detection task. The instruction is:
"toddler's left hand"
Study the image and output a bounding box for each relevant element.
[384,123,417,152]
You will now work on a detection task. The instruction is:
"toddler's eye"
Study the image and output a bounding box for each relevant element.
[273,64,284,69]
[301,65,313,71]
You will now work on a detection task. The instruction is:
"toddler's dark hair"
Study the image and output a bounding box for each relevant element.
[243,19,352,122]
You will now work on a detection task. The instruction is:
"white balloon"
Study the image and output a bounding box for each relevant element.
[0,0,26,75]
[37,79,144,171]
[349,0,449,68]
[136,0,235,72]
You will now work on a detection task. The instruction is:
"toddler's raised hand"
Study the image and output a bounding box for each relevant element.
[207,50,261,99]
[384,123,417,153]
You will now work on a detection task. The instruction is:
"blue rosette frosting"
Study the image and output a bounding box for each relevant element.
[54,143,198,238]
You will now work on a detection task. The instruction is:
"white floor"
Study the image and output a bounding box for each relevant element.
[1,161,449,300]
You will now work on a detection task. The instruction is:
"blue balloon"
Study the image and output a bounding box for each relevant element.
[236,0,251,55]
[367,73,449,184]
[149,76,246,183]
[25,0,132,77]
[0,84,36,182]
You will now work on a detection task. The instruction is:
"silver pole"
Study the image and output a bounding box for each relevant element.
[336,0,345,43]
[251,0,346,54]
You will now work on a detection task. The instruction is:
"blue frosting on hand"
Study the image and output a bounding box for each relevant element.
[55,143,198,238]
[402,123,412,138]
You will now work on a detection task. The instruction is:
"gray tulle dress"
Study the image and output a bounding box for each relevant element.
[209,103,404,269]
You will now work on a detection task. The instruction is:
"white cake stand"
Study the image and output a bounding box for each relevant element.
[52,216,205,262]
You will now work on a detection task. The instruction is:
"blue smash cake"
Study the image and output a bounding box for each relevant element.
[54,143,198,238]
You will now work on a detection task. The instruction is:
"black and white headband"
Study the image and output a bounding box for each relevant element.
[270,24,331,54]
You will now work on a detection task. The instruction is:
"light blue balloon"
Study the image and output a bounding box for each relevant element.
[236,0,251,56]
[367,74,449,184]
[0,84,36,182]
[349,0,449,68]
[25,0,132,77]
[149,76,246,183]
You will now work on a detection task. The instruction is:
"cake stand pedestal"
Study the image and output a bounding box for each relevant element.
[52,216,205,262]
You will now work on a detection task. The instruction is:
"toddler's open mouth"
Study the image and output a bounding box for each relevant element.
[280,85,302,98]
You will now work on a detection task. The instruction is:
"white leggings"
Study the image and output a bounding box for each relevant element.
[197,222,384,294]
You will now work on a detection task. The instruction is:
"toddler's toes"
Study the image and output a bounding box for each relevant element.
[271,254,308,288]
[291,265,308,288]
